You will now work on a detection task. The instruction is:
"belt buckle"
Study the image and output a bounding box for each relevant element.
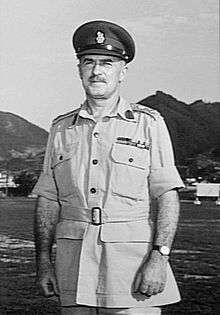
[91,207,102,225]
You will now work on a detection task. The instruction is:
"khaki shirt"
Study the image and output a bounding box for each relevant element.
[33,97,184,307]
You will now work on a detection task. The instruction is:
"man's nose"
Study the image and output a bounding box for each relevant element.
[92,63,102,75]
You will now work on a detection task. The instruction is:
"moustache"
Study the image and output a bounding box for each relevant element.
[89,76,106,83]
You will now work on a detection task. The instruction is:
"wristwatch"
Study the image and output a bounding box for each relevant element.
[152,245,170,256]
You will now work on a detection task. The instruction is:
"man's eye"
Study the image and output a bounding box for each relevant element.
[103,61,113,66]
[83,60,93,66]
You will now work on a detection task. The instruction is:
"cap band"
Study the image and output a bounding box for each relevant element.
[77,43,128,60]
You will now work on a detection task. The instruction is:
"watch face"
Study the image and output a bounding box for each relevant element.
[160,246,170,255]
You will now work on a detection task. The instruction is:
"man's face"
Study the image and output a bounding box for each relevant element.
[78,55,127,99]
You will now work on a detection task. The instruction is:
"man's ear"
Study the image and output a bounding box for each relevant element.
[119,63,128,83]
[78,63,83,80]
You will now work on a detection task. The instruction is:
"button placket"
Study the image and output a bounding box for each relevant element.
[87,124,101,206]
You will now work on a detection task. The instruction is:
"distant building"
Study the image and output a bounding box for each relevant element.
[0,172,17,188]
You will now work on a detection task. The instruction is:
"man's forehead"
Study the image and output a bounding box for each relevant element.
[80,54,122,62]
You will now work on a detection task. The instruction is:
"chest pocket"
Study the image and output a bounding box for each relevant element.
[111,143,149,200]
[51,143,78,198]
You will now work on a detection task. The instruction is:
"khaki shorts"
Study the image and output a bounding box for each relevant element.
[61,306,161,315]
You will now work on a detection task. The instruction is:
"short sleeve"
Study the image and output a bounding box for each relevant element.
[32,126,58,200]
[148,116,184,199]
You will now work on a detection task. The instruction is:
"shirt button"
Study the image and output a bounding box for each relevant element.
[59,155,63,161]
[129,157,133,163]
[90,188,96,194]
[92,159,98,165]
[94,132,99,138]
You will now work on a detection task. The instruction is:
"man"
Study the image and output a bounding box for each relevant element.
[33,20,184,315]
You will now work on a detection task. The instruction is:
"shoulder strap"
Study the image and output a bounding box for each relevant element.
[131,103,161,120]
[52,108,80,126]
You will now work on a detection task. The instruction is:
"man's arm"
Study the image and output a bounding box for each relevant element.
[153,189,180,247]
[133,189,180,296]
[34,196,60,297]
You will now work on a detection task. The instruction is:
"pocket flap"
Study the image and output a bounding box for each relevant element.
[51,151,73,168]
[56,220,87,239]
[100,221,153,243]
[111,143,148,169]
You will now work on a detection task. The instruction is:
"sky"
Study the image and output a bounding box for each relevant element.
[1,0,219,130]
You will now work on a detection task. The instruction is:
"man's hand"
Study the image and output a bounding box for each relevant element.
[36,261,59,297]
[133,190,180,297]
[133,250,168,297]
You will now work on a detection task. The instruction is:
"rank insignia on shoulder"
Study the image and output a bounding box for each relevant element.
[130,103,161,120]
[125,110,134,120]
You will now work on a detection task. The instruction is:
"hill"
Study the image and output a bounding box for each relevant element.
[0,92,219,174]
[0,111,48,171]
[138,91,220,165]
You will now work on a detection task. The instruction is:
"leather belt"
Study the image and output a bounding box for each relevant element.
[60,206,148,225]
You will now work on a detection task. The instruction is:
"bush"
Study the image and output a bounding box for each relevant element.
[14,171,38,196]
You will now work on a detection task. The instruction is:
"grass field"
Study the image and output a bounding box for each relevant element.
[0,198,219,314]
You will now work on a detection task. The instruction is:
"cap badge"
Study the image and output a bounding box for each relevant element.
[96,31,105,44]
